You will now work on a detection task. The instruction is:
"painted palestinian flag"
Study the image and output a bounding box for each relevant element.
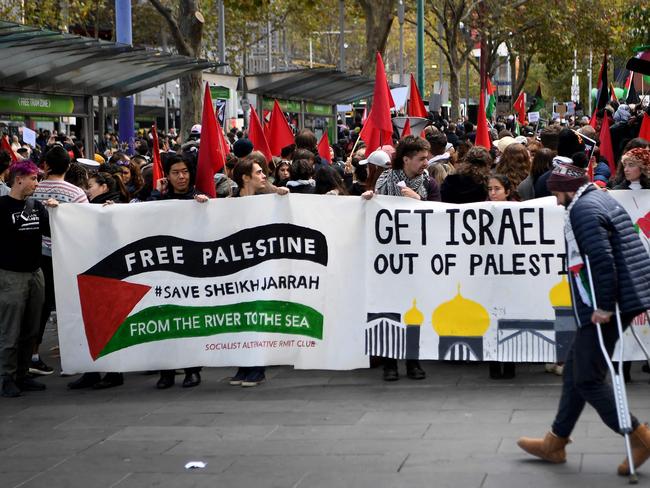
[77,224,328,360]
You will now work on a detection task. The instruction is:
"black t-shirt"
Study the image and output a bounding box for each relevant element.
[0,195,50,272]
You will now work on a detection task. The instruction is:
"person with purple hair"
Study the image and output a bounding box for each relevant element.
[0,161,58,397]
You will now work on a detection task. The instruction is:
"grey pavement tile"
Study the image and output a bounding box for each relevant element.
[581,453,631,475]
[15,471,130,488]
[136,413,221,427]
[421,421,588,439]
[0,472,40,488]
[152,399,310,414]
[266,423,431,440]
[0,455,73,473]
[167,439,337,457]
[114,472,303,488]
[224,454,402,474]
[357,409,513,425]
[1,439,101,457]
[327,438,501,457]
[482,472,631,488]
[108,425,276,442]
[53,452,235,474]
[208,410,365,426]
[76,439,181,456]
[500,435,626,455]
[296,471,486,488]
[401,452,581,475]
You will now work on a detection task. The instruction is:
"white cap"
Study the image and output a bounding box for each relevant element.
[359,149,391,169]
[514,135,528,145]
[76,158,100,170]
[190,124,202,134]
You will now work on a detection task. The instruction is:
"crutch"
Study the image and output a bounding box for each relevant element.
[585,256,638,484]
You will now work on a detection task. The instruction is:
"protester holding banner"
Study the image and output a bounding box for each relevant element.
[0,161,59,397]
[362,135,439,381]
[517,152,650,476]
[228,157,273,387]
[31,146,89,376]
[148,153,208,388]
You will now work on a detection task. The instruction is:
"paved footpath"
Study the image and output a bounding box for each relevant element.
[2,328,650,488]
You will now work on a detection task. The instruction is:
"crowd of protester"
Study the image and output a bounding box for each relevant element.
[1,96,649,397]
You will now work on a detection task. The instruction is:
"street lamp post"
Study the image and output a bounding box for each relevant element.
[398,0,404,85]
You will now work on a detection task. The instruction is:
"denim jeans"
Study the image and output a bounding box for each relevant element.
[552,312,640,438]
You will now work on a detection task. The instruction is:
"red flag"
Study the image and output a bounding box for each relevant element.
[407,74,428,118]
[317,132,331,163]
[215,108,231,156]
[1,135,18,162]
[195,83,224,198]
[268,100,295,156]
[359,52,394,153]
[248,106,273,163]
[401,118,412,137]
[513,92,526,125]
[598,113,615,175]
[387,82,396,109]
[639,112,650,141]
[150,124,164,187]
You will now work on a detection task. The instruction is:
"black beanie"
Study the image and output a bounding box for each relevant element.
[233,138,254,158]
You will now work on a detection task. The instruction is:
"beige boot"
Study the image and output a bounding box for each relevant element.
[517,431,570,463]
[618,424,650,476]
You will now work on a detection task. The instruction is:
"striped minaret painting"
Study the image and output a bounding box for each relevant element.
[365,312,405,359]
[497,319,556,362]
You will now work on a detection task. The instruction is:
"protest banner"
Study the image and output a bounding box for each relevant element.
[51,192,650,372]
[51,195,367,373]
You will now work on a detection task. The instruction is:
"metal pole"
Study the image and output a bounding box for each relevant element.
[587,49,594,115]
[465,60,470,118]
[309,37,313,69]
[116,0,134,155]
[398,0,404,85]
[164,83,169,134]
[438,22,443,92]
[339,0,345,72]
[267,21,272,72]
[416,0,424,91]
[217,0,226,73]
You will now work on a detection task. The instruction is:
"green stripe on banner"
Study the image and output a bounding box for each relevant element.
[98,300,323,357]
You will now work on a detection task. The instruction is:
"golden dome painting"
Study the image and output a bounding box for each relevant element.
[549,275,575,362]
[432,284,489,361]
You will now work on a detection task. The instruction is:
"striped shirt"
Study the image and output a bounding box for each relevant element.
[33,179,88,256]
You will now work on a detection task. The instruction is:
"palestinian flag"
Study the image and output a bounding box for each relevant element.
[76,224,328,360]
[486,77,497,120]
[529,84,544,113]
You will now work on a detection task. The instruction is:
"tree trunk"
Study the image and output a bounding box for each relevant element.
[180,71,202,143]
[358,0,396,77]
[149,0,203,141]
[449,65,461,122]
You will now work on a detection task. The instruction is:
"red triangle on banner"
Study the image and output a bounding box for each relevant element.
[77,275,151,360]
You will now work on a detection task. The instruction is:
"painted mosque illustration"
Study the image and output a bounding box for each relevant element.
[365,277,576,362]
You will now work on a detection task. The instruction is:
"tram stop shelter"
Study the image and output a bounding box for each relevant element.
[245,69,401,143]
[0,20,219,157]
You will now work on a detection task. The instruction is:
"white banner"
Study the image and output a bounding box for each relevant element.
[51,191,650,373]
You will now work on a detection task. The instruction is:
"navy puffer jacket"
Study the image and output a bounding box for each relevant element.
[568,186,650,326]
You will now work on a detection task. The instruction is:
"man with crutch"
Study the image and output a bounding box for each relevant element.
[517,131,650,479]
